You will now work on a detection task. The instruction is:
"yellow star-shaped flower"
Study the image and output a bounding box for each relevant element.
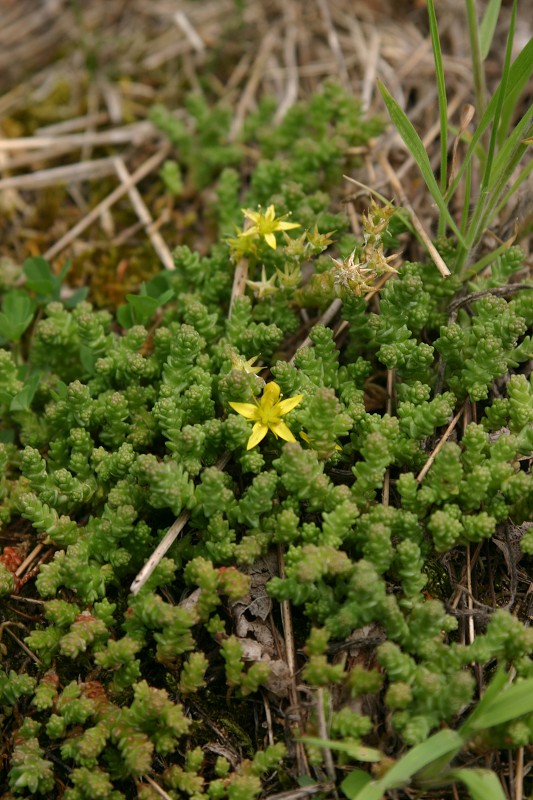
[246,265,278,298]
[239,205,300,250]
[229,381,304,450]
[230,352,263,375]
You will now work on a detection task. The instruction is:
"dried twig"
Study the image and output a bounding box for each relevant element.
[44,143,170,261]
[378,152,451,278]
[139,775,174,800]
[416,403,465,483]
[113,156,175,271]
[0,158,117,191]
[130,452,231,595]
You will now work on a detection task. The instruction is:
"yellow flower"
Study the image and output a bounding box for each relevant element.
[246,265,278,298]
[239,205,300,250]
[229,381,304,450]
[230,352,263,375]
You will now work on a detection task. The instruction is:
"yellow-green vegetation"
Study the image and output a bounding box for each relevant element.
[0,1,532,799]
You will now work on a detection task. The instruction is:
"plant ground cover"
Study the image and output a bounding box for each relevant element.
[0,1,532,798]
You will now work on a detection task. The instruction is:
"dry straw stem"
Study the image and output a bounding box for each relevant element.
[0,121,156,152]
[416,402,465,484]
[14,543,45,579]
[0,159,117,191]
[378,152,451,278]
[113,156,175,271]
[263,787,334,800]
[43,143,171,262]
[140,774,174,800]
[229,26,281,141]
[2,623,43,667]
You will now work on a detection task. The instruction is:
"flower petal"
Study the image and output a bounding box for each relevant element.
[277,393,304,415]
[242,208,260,223]
[270,421,296,442]
[239,226,259,238]
[264,233,277,249]
[261,382,281,411]
[265,205,276,220]
[247,422,268,450]
[228,402,260,420]
[276,221,300,231]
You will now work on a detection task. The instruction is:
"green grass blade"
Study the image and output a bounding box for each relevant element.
[479,0,502,60]
[341,770,372,799]
[427,0,448,232]
[465,0,486,118]
[459,666,508,738]
[300,737,380,761]
[448,769,506,800]
[378,81,464,245]
[490,106,533,190]
[466,237,520,278]
[483,125,533,229]
[445,35,533,203]
[352,730,463,799]
[479,0,516,193]
[498,33,533,147]
[464,677,533,731]
[488,155,533,224]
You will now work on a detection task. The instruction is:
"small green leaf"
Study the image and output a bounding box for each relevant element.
[23,257,57,297]
[119,287,174,328]
[296,775,318,788]
[377,81,464,246]
[301,737,381,761]
[125,294,160,326]
[354,730,464,800]
[64,287,89,309]
[341,769,372,799]
[0,291,36,341]
[10,372,40,412]
[479,0,502,61]
[116,303,134,329]
[79,346,97,375]
[448,768,506,800]
[463,677,533,731]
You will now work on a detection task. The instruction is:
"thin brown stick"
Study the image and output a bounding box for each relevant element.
[361,28,380,112]
[466,545,475,645]
[35,112,109,136]
[130,452,231,595]
[514,747,524,800]
[0,121,156,152]
[262,692,275,747]
[140,775,174,800]
[44,143,170,262]
[316,687,336,784]
[382,368,395,507]
[263,787,333,800]
[229,27,279,142]
[174,10,205,54]
[3,624,43,666]
[449,542,484,610]
[15,543,44,577]
[113,157,175,271]
[274,4,299,124]
[416,403,465,484]
[315,0,350,89]
[0,158,117,191]
[378,153,451,278]
[277,543,310,779]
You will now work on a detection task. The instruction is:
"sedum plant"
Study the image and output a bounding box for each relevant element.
[0,16,532,800]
